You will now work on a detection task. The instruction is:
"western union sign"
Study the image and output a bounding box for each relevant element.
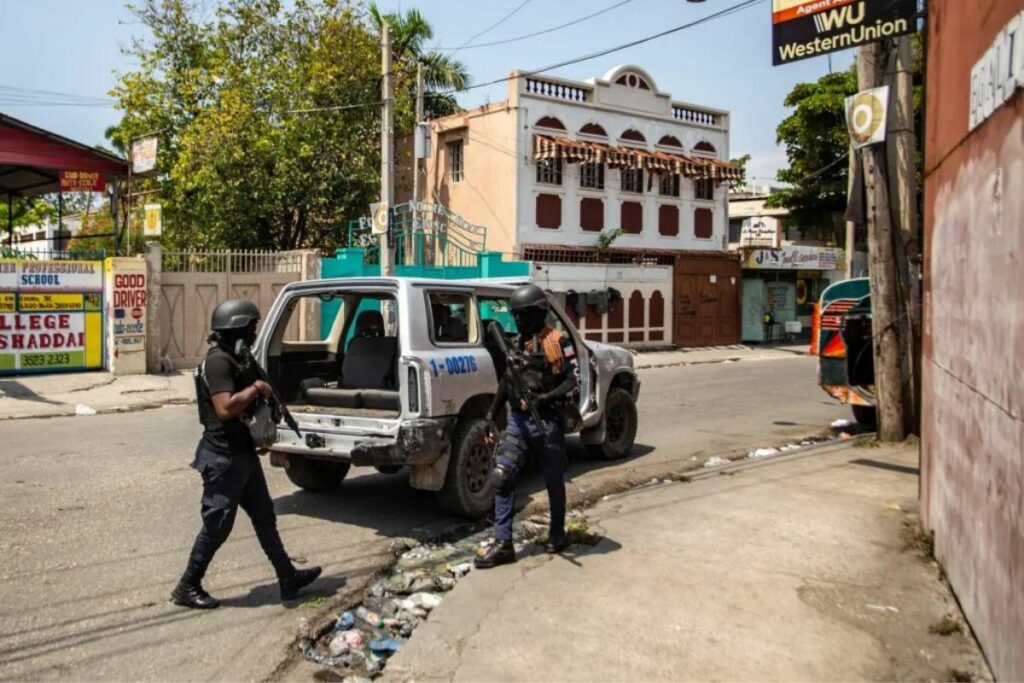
[772,0,917,66]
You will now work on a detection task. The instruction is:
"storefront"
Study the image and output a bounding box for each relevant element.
[740,245,844,343]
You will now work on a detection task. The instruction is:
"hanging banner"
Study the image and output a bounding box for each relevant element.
[143,204,162,236]
[772,0,917,66]
[131,136,158,174]
[59,171,105,193]
[846,86,890,148]
[0,259,104,374]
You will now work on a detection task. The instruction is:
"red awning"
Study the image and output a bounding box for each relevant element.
[533,134,742,182]
[0,113,128,197]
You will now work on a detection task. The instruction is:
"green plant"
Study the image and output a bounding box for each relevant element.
[595,227,625,253]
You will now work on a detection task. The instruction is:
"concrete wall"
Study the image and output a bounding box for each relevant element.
[921,2,1024,680]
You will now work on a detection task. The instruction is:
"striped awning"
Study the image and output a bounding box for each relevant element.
[533,134,742,182]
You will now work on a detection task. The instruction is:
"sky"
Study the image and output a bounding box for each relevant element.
[0,0,854,184]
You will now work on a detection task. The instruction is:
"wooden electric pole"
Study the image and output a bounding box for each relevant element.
[858,42,906,442]
[380,23,395,277]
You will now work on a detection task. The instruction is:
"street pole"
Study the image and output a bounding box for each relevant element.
[845,146,856,278]
[858,42,906,443]
[413,61,424,205]
[380,23,395,277]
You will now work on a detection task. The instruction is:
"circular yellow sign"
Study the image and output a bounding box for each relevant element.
[849,92,885,145]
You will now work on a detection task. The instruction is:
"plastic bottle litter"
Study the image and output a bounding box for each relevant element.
[369,638,403,656]
[335,611,355,631]
[75,404,97,416]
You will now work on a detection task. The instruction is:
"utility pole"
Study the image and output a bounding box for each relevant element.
[885,34,920,433]
[413,61,424,205]
[380,23,395,277]
[845,146,856,279]
[858,42,906,443]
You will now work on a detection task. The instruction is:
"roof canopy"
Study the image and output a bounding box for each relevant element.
[533,134,742,183]
[0,113,128,198]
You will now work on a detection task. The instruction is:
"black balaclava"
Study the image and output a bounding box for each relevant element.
[513,307,546,337]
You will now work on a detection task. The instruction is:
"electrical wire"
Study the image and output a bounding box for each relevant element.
[436,0,634,51]
[448,0,535,56]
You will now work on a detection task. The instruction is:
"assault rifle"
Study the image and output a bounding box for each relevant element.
[486,322,546,431]
[234,339,302,439]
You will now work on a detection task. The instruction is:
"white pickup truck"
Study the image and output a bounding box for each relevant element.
[256,277,640,517]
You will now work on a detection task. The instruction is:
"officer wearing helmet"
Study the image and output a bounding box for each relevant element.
[476,284,580,568]
[171,299,321,609]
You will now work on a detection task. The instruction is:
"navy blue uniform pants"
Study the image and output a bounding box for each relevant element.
[493,411,567,543]
[181,443,294,584]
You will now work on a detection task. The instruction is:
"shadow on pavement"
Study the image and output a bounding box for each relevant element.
[220,575,349,609]
[0,379,64,405]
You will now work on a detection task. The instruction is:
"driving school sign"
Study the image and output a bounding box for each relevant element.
[0,260,104,374]
[772,0,916,66]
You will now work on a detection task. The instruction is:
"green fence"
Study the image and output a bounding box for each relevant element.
[322,247,529,280]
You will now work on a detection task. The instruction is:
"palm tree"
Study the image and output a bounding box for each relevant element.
[368,3,470,118]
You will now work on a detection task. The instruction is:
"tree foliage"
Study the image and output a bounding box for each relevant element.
[0,197,58,239]
[108,0,466,251]
[765,68,858,245]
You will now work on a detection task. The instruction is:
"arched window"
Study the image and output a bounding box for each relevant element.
[620,129,646,143]
[615,72,651,90]
[579,123,607,137]
[693,141,717,155]
[535,116,566,131]
[628,291,646,342]
[657,135,683,148]
[650,291,665,342]
[608,295,624,343]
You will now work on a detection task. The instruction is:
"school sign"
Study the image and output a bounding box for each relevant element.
[772,0,917,66]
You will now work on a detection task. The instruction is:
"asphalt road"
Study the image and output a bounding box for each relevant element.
[0,356,850,681]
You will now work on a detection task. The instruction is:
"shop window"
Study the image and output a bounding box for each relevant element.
[536,194,561,230]
[620,201,643,234]
[621,168,644,194]
[448,140,464,182]
[650,291,664,341]
[628,291,645,342]
[658,204,679,236]
[579,162,605,189]
[695,178,715,201]
[694,208,714,239]
[659,173,680,197]
[580,198,604,232]
[536,157,562,185]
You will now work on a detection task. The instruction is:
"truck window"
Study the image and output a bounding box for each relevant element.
[427,292,476,345]
[479,297,517,334]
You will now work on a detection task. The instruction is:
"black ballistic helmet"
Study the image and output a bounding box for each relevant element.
[509,284,549,312]
[210,299,261,332]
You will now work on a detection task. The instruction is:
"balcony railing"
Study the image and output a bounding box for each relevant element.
[671,104,721,128]
[524,77,590,103]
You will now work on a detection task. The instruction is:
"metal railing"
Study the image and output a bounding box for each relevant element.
[161,249,315,274]
[0,246,107,261]
[347,202,487,269]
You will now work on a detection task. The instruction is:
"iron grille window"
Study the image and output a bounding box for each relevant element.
[659,173,680,197]
[536,157,563,185]
[695,178,715,201]
[579,162,604,190]
[621,168,644,194]
[448,140,464,182]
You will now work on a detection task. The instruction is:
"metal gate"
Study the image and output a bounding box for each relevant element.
[673,253,741,347]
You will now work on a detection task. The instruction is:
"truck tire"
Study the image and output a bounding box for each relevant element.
[284,455,350,492]
[852,404,878,430]
[587,388,638,460]
[437,417,496,518]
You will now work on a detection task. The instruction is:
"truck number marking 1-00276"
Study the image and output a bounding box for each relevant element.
[429,355,479,377]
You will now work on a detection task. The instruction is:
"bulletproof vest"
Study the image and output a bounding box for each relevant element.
[512,335,557,396]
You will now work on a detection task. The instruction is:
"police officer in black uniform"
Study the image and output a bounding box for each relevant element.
[476,284,580,568]
[171,299,321,609]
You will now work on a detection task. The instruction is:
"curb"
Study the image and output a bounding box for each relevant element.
[0,396,194,421]
[634,350,810,370]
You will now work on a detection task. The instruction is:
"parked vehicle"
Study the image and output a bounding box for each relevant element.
[254,277,640,517]
[811,277,877,428]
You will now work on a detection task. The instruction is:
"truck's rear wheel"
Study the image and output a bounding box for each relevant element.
[852,404,878,430]
[587,388,638,460]
[436,418,496,518]
[284,455,350,492]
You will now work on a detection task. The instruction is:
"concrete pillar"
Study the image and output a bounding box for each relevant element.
[145,242,162,373]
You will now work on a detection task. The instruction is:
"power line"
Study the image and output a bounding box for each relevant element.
[436,0,634,51]
[432,0,766,97]
[286,100,383,114]
[448,0,534,56]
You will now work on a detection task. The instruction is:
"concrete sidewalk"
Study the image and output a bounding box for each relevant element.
[630,343,808,369]
[382,443,990,682]
[0,371,194,420]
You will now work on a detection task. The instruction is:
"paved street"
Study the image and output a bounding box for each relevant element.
[0,356,849,681]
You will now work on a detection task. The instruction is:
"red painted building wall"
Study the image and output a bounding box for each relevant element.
[921,2,1024,680]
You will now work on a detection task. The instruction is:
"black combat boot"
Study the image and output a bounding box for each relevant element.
[280,566,323,601]
[544,535,569,554]
[475,541,516,569]
[170,580,221,609]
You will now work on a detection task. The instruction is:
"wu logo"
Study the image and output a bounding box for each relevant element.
[814,2,865,33]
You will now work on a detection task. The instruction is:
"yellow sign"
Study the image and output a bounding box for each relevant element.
[19,293,85,312]
[144,204,162,236]
[0,293,14,313]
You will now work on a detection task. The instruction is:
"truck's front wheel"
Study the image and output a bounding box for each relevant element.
[283,455,350,492]
[437,418,496,518]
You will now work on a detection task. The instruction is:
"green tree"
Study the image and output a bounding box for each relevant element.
[0,197,58,243]
[368,3,471,119]
[765,68,858,246]
[729,153,751,189]
[109,0,390,251]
